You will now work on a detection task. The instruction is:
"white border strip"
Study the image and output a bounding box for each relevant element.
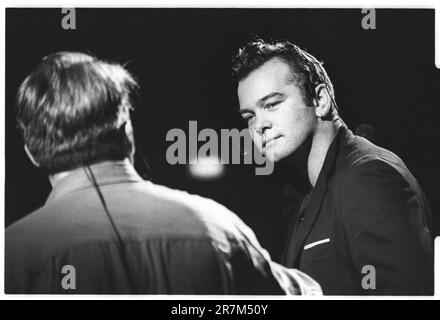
[1,0,439,300]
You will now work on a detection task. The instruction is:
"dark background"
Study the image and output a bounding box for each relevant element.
[5,8,439,262]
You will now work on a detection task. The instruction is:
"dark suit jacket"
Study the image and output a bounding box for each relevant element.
[282,125,433,295]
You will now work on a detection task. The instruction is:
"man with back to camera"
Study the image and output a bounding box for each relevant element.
[5,51,322,294]
[232,39,433,295]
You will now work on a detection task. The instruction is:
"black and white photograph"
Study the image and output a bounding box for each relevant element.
[2,4,439,300]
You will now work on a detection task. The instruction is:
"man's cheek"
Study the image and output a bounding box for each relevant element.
[248,129,257,143]
[251,136,263,151]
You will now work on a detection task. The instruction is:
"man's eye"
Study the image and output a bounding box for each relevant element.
[242,115,254,124]
[265,101,281,109]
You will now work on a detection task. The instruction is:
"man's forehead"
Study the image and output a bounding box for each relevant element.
[238,59,294,107]
[248,58,292,83]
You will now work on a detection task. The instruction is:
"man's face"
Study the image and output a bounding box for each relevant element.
[238,58,317,163]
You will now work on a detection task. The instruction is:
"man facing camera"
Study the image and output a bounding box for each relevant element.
[233,39,433,295]
[6,52,321,294]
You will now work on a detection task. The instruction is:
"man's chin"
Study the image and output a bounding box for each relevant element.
[263,149,283,163]
[262,140,287,163]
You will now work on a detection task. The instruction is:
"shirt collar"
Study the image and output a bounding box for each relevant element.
[45,159,144,205]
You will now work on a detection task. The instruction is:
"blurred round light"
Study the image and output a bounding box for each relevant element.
[188,155,224,179]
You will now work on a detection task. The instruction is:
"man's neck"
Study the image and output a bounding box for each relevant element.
[49,171,70,188]
[307,119,343,187]
[48,158,133,188]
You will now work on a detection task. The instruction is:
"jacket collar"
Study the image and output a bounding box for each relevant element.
[45,159,144,205]
[287,124,349,267]
[313,124,350,189]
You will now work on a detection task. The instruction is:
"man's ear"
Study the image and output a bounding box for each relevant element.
[24,145,40,168]
[123,120,136,163]
[313,83,332,119]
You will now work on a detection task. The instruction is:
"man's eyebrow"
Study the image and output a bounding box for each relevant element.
[258,92,284,104]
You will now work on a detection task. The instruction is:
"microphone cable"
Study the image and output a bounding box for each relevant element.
[74,151,137,293]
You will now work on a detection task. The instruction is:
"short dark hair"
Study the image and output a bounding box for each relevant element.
[16,52,138,173]
[232,38,336,108]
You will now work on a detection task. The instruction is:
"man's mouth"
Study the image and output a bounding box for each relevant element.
[263,136,280,149]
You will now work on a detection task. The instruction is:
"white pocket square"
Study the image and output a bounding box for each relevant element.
[304,238,330,250]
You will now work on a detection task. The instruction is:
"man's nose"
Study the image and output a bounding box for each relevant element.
[255,116,272,136]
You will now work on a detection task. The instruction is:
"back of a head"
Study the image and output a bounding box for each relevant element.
[15,52,138,174]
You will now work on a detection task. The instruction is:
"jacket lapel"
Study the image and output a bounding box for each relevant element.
[287,180,329,267]
[287,125,347,267]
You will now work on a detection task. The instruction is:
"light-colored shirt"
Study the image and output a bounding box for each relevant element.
[6,160,321,294]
